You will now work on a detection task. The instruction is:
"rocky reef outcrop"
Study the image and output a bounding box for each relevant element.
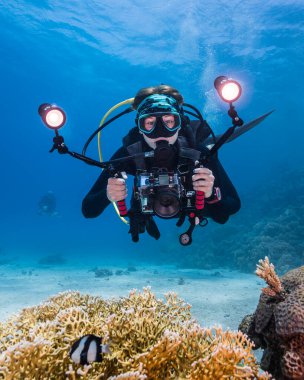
[239,258,304,380]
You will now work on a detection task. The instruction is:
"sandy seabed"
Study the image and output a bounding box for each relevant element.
[0,263,264,332]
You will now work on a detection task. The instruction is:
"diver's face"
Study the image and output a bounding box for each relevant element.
[143,114,176,131]
[141,114,178,133]
[140,113,180,149]
[162,114,176,128]
[143,116,156,132]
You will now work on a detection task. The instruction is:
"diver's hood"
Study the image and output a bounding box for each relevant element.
[136,94,182,116]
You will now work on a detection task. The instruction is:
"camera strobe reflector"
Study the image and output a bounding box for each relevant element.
[214,76,242,103]
[38,103,66,130]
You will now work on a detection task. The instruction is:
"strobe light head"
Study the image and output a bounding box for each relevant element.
[214,76,242,103]
[38,103,66,130]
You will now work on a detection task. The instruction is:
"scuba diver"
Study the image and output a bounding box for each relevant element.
[37,190,59,217]
[81,85,241,243]
[39,80,272,245]
[39,83,273,366]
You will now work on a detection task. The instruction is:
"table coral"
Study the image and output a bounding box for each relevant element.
[0,288,270,379]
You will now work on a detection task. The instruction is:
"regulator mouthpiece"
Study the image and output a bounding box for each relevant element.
[38,103,66,130]
[214,76,242,103]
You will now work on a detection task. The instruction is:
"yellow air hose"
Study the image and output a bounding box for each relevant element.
[97,98,135,225]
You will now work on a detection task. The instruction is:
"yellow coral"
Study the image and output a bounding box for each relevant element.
[0,288,271,380]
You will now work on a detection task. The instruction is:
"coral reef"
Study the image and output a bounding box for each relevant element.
[127,266,137,272]
[239,260,304,380]
[89,267,136,278]
[89,267,114,278]
[115,270,129,276]
[38,253,66,266]
[0,288,270,379]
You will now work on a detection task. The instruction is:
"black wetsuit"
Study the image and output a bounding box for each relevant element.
[82,127,241,225]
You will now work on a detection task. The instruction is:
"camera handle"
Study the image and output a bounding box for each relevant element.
[194,162,205,211]
[108,165,128,217]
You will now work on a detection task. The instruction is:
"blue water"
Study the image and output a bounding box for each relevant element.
[1,1,303,270]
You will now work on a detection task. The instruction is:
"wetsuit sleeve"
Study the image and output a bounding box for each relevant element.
[203,156,241,224]
[82,146,131,218]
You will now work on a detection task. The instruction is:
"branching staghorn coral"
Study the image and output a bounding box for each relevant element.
[0,288,271,379]
[137,326,263,380]
[256,256,285,297]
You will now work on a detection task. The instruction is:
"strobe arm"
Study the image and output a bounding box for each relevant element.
[49,131,154,170]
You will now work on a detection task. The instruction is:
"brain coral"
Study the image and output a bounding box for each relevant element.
[239,265,304,380]
[0,288,271,380]
[275,285,304,337]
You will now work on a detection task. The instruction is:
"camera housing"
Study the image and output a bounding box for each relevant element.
[134,169,196,218]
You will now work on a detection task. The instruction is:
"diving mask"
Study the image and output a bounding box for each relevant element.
[138,112,181,134]
[136,94,182,138]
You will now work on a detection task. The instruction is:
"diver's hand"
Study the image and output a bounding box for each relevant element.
[192,167,214,198]
[107,172,128,202]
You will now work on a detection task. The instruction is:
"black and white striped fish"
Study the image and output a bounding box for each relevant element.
[69,334,111,365]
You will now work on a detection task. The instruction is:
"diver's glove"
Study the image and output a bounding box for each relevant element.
[128,210,160,242]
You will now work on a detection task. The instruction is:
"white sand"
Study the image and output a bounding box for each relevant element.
[0,264,264,332]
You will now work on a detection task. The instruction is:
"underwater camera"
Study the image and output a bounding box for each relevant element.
[39,77,273,245]
[135,139,191,219]
[136,169,183,218]
[134,140,200,219]
[135,167,207,220]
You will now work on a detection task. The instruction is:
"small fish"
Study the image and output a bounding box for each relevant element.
[69,334,111,365]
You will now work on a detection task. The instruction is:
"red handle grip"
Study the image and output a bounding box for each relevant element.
[195,191,205,210]
[117,200,128,216]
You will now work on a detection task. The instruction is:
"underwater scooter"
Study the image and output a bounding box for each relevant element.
[39,77,273,245]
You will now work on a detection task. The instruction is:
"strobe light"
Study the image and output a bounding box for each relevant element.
[38,103,66,130]
[214,76,242,103]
